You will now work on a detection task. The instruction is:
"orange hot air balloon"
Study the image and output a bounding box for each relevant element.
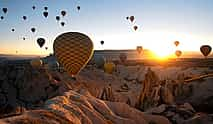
[129,16,134,22]
[136,46,143,54]
[30,58,43,68]
[119,53,127,63]
[53,32,94,77]
[174,41,180,47]
[200,45,212,58]
[175,50,182,57]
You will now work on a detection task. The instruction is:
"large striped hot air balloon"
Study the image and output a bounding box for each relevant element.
[53,32,94,77]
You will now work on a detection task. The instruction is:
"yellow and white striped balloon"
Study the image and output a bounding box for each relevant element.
[53,32,94,76]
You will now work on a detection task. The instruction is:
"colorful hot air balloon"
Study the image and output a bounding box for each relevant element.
[61,10,66,17]
[133,25,138,31]
[56,16,60,21]
[37,38,45,48]
[77,6,80,11]
[53,32,94,77]
[23,16,27,20]
[60,22,65,27]
[174,41,180,47]
[119,53,127,63]
[100,40,104,45]
[31,27,36,33]
[175,50,182,58]
[200,45,212,58]
[136,46,143,54]
[44,7,48,11]
[129,16,134,22]
[104,62,115,74]
[2,8,7,14]
[0,16,4,20]
[30,58,43,68]
[43,11,48,18]
[32,6,36,10]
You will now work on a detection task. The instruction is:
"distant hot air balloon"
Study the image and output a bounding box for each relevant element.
[119,53,127,63]
[129,16,134,22]
[126,16,129,20]
[200,45,212,58]
[37,38,45,48]
[133,25,138,31]
[11,28,15,32]
[2,8,7,14]
[60,22,65,27]
[56,16,60,21]
[53,32,94,77]
[30,58,43,68]
[175,50,182,58]
[61,10,66,17]
[32,6,36,10]
[23,37,26,40]
[44,7,48,11]
[136,46,143,54]
[45,47,48,50]
[43,11,48,18]
[174,41,180,47]
[23,16,27,20]
[100,40,104,45]
[0,16,4,20]
[104,62,115,74]
[31,27,36,33]
[77,6,80,11]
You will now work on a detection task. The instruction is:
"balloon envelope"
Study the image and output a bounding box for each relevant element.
[200,45,212,57]
[43,11,48,18]
[53,32,94,76]
[31,28,36,33]
[129,16,134,22]
[56,16,60,21]
[175,50,182,57]
[32,6,36,10]
[2,8,7,14]
[133,25,138,31]
[60,22,65,27]
[37,38,45,48]
[136,46,143,54]
[174,41,180,47]
[44,7,48,10]
[0,16,3,20]
[61,10,66,17]
[77,6,80,10]
[23,16,27,20]
[100,40,104,45]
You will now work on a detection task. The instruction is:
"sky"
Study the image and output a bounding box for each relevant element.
[0,0,213,57]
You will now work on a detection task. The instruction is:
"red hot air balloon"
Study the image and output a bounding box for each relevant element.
[174,41,180,47]
[175,50,182,58]
[37,38,45,48]
[200,45,212,58]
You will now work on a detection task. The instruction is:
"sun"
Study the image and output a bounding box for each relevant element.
[150,47,174,60]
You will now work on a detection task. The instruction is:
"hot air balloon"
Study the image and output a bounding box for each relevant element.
[2,8,7,14]
[77,6,80,11]
[61,10,66,17]
[104,62,115,74]
[45,47,48,50]
[129,16,134,22]
[11,28,15,32]
[37,38,45,48]
[174,41,179,47]
[31,28,36,33]
[30,59,43,68]
[23,16,27,20]
[32,6,36,10]
[56,16,60,21]
[175,50,182,58]
[100,40,104,45]
[133,25,138,31]
[44,7,48,10]
[0,16,4,20]
[126,16,129,20]
[200,45,212,58]
[53,32,94,77]
[136,46,143,54]
[60,22,65,27]
[119,53,127,63]
[23,37,26,40]
[43,11,48,18]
